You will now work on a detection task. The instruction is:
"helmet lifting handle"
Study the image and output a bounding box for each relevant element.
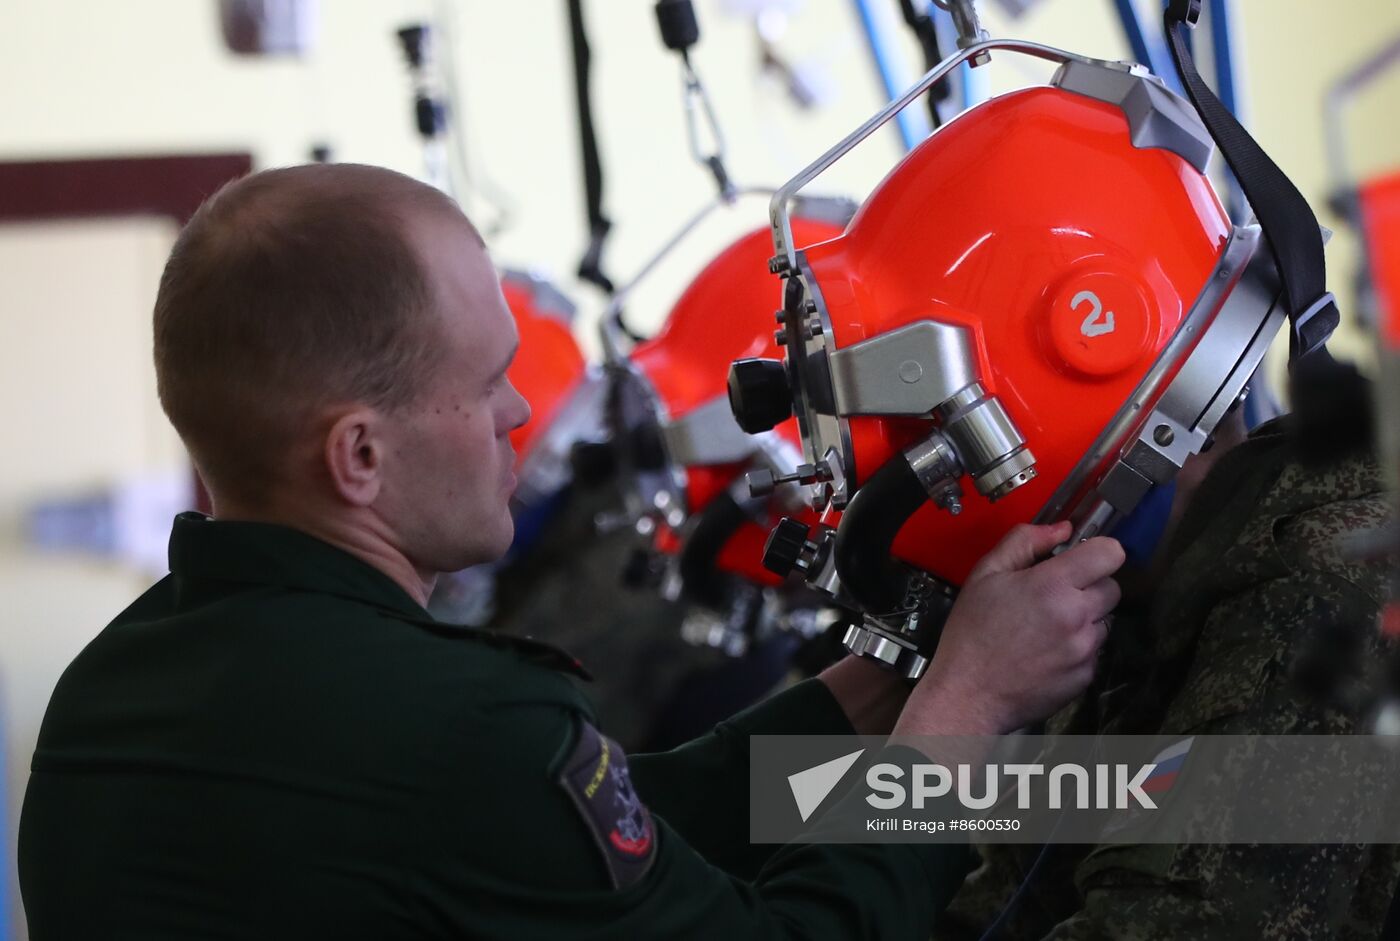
[769,38,1087,269]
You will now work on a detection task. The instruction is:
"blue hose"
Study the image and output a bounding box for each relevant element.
[851,0,931,152]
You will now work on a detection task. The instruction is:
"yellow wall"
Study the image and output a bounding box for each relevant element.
[2,1,1398,936]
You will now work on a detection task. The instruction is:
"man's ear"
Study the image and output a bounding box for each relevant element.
[323,408,384,507]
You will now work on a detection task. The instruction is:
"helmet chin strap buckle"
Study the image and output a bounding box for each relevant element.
[1293,291,1339,361]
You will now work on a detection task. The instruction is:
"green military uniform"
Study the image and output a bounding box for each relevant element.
[19,512,970,939]
[934,420,1400,940]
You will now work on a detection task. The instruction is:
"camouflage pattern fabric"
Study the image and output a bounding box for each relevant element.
[934,420,1400,940]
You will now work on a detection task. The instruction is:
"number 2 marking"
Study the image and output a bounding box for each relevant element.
[1073,290,1116,338]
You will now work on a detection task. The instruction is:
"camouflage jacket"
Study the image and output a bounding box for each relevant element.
[935,421,1399,940]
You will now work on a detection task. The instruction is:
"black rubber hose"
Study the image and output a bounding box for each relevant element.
[677,491,750,609]
[833,455,928,615]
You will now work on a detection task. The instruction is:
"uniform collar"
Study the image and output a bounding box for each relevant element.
[167,511,429,619]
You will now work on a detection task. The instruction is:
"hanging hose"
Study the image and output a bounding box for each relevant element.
[566,0,617,297]
[677,491,751,609]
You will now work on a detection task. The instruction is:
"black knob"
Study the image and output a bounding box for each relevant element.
[728,358,793,434]
[763,517,810,577]
[414,95,446,139]
[654,0,699,52]
[569,440,616,487]
[622,547,664,590]
[629,424,668,472]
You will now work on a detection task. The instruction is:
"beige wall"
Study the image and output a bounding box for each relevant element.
[2,1,1398,936]
[0,218,185,937]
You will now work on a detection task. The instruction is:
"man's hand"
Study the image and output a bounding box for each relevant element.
[894,521,1124,736]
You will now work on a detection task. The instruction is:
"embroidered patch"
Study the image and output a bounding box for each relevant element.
[559,718,656,889]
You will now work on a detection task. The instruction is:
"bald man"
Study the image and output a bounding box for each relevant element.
[17,164,1124,940]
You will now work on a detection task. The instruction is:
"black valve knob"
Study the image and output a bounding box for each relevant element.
[569,440,616,487]
[622,546,665,590]
[763,517,811,577]
[728,358,793,434]
[629,424,668,472]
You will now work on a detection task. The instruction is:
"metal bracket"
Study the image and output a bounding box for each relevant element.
[828,320,978,416]
[659,394,761,467]
[1050,59,1215,173]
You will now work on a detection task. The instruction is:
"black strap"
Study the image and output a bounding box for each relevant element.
[567,0,615,295]
[1164,0,1338,365]
[897,0,947,128]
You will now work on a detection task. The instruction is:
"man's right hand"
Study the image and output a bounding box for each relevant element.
[893,521,1124,736]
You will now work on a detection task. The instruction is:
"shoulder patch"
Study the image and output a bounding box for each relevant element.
[559,718,656,889]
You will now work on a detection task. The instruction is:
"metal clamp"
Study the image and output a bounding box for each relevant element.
[934,0,991,65]
[843,620,929,680]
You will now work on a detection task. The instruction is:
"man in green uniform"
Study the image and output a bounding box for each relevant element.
[932,410,1400,939]
[17,163,1126,939]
